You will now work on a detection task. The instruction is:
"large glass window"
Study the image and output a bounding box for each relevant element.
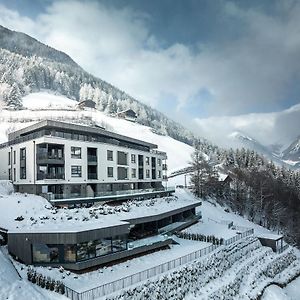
[146,169,150,178]
[64,245,76,262]
[32,244,59,263]
[71,165,82,177]
[95,239,112,257]
[112,236,127,252]
[71,185,81,197]
[107,150,113,161]
[77,239,112,261]
[71,147,81,159]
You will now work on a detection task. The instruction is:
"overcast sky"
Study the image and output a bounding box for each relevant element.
[1,0,300,145]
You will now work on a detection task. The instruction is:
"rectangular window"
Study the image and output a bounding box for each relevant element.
[71,147,81,159]
[107,167,114,178]
[8,168,11,180]
[117,167,128,180]
[158,158,161,166]
[32,244,59,263]
[20,148,26,160]
[131,168,136,178]
[64,245,76,262]
[146,169,150,178]
[117,151,128,165]
[13,168,16,181]
[8,152,11,165]
[107,150,113,161]
[20,167,26,179]
[13,151,16,164]
[146,157,150,165]
[71,166,82,177]
[158,170,162,178]
[131,154,136,163]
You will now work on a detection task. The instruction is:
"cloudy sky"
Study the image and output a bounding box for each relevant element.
[1,0,300,145]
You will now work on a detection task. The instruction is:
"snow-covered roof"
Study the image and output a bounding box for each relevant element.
[0,193,200,234]
[256,233,283,240]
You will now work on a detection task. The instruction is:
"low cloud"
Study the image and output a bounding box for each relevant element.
[0,0,300,122]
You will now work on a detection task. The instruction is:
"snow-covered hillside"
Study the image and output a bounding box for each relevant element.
[0,92,194,174]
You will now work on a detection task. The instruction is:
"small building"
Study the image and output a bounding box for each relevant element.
[257,233,285,252]
[6,199,201,270]
[77,99,96,110]
[116,109,137,122]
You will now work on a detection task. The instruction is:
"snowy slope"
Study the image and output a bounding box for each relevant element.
[0,92,194,174]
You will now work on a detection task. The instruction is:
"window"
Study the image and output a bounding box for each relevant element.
[77,239,112,261]
[107,167,114,178]
[131,154,136,163]
[20,167,26,179]
[71,147,81,159]
[13,151,16,164]
[71,166,82,177]
[117,167,128,180]
[107,150,113,161]
[32,244,59,263]
[8,152,11,165]
[13,168,16,181]
[71,185,81,196]
[158,170,162,178]
[20,148,26,160]
[146,169,150,178]
[64,245,76,262]
[8,168,11,180]
[146,157,150,165]
[158,158,161,166]
[131,168,136,178]
[117,151,128,165]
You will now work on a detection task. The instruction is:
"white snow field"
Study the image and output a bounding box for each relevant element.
[0,92,300,299]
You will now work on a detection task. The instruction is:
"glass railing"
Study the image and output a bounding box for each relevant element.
[87,155,97,162]
[37,173,65,180]
[49,187,175,200]
[88,173,97,179]
[37,153,64,160]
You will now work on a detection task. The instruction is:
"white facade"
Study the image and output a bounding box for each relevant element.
[0,121,167,198]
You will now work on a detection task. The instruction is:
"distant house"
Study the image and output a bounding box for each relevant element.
[77,99,96,110]
[116,109,137,122]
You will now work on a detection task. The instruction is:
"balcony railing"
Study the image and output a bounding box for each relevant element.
[37,153,64,160]
[88,173,97,179]
[87,155,97,162]
[37,173,65,180]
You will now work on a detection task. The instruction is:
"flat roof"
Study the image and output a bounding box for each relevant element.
[4,194,201,234]
[7,119,157,149]
[256,233,283,240]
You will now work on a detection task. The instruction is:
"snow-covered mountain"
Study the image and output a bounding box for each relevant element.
[0,25,196,146]
[227,131,293,168]
[282,136,300,162]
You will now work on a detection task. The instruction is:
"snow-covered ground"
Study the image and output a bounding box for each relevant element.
[0,92,300,299]
[22,91,77,110]
[262,276,300,300]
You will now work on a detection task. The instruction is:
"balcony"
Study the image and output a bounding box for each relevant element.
[37,153,64,164]
[87,155,97,165]
[88,173,97,180]
[162,164,168,171]
[37,173,65,180]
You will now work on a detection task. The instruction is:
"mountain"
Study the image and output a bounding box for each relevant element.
[282,136,300,161]
[0,25,196,146]
[227,131,291,168]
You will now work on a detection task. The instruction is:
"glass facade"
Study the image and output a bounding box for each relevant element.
[32,235,127,264]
